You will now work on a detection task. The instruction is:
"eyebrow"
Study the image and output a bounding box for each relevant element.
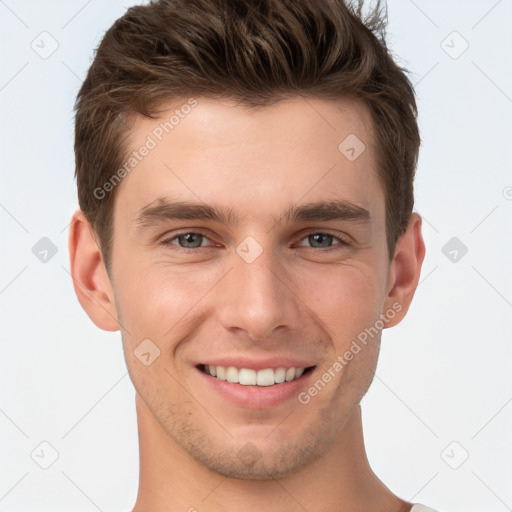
[134,196,371,229]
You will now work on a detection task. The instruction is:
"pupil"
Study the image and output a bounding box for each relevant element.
[181,233,202,248]
[311,233,331,248]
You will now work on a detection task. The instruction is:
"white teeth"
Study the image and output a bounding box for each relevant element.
[239,368,257,385]
[216,366,226,380]
[256,368,275,386]
[285,367,296,381]
[226,366,239,383]
[202,365,309,386]
[274,367,286,383]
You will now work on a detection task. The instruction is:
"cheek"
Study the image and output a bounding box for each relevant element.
[296,266,384,412]
[111,259,210,397]
[112,255,225,346]
[295,262,386,345]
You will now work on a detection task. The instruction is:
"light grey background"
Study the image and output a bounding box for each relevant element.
[1,1,511,511]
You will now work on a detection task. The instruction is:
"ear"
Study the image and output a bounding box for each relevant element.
[68,210,119,331]
[382,212,426,328]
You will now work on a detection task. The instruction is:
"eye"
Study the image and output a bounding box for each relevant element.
[160,230,350,253]
[296,232,349,251]
[162,231,213,250]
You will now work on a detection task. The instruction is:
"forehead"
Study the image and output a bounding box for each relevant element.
[116,95,383,226]
[126,95,376,157]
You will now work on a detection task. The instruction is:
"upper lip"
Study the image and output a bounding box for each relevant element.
[198,356,317,371]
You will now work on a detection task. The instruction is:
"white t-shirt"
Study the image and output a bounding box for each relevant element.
[411,504,439,512]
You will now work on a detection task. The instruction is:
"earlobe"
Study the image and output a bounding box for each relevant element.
[383,213,426,328]
[68,210,120,331]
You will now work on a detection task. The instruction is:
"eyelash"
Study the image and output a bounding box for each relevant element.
[160,230,350,253]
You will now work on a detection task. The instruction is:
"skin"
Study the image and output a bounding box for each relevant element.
[69,95,425,512]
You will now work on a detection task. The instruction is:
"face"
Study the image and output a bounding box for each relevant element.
[107,95,395,479]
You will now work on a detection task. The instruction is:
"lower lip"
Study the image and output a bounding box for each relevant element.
[195,366,316,409]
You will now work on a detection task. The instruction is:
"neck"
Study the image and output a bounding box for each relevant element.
[131,393,411,512]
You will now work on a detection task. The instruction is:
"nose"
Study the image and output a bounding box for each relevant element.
[215,244,303,343]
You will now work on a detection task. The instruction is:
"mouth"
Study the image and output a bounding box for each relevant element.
[197,363,316,387]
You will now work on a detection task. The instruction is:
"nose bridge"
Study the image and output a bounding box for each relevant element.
[216,238,301,341]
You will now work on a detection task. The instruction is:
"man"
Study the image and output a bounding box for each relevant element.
[68,0,436,510]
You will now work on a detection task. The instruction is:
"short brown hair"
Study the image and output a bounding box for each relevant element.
[74,0,420,271]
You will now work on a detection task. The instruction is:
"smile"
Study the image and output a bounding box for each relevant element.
[198,364,315,387]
